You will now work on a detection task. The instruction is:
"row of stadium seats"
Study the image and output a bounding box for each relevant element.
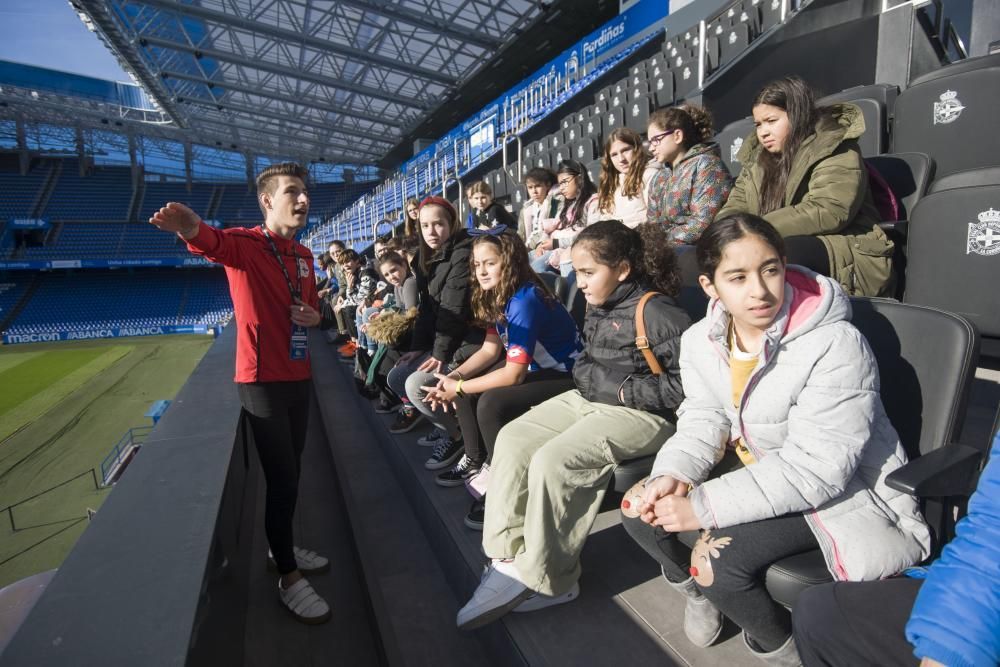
[3,270,232,335]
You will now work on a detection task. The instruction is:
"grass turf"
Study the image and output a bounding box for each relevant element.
[0,335,215,588]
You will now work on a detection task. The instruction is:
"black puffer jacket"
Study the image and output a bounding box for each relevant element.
[573,281,690,418]
[411,229,483,363]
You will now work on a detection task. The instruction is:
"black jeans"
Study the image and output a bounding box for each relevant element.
[622,510,818,651]
[455,369,577,464]
[238,380,311,575]
[793,579,922,667]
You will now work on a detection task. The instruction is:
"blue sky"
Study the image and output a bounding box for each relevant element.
[0,0,130,81]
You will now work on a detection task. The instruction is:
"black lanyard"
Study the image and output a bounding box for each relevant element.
[261,225,302,300]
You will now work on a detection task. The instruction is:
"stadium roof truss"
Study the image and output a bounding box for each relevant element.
[59,0,545,165]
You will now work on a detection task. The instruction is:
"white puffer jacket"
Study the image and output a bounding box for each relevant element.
[649,267,931,581]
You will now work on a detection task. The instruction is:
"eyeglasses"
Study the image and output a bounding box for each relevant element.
[557,177,576,187]
[643,129,676,149]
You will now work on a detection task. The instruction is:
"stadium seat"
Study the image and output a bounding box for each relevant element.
[673,61,699,100]
[763,297,980,607]
[892,61,1000,177]
[488,169,510,199]
[927,165,1000,194]
[625,94,652,133]
[595,87,613,106]
[548,133,564,150]
[714,116,755,176]
[585,159,602,186]
[533,151,553,170]
[903,181,1000,356]
[719,23,751,67]
[550,144,571,167]
[908,52,1000,87]
[865,152,934,220]
[563,124,583,144]
[604,106,625,135]
[650,71,676,108]
[571,138,597,164]
[627,82,651,100]
[760,0,783,30]
[818,84,898,157]
[583,115,603,140]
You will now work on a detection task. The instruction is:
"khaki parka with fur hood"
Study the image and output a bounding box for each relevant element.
[717,103,894,297]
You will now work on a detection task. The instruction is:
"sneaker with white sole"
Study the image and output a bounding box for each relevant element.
[456,559,532,630]
[465,463,490,499]
[267,546,330,574]
[424,436,464,471]
[435,455,482,487]
[417,427,446,447]
[513,581,580,613]
[278,577,331,624]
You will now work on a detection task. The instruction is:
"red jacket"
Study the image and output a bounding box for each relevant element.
[185,222,319,383]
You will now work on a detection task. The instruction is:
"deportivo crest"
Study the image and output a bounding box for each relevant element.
[730,137,744,164]
[967,208,1000,256]
[933,90,965,125]
[297,257,310,277]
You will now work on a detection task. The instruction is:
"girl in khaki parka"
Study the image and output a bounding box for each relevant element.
[717,76,895,297]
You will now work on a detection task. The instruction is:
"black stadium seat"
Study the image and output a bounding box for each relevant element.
[563,124,584,144]
[585,159,602,185]
[625,95,652,133]
[604,105,625,136]
[866,152,934,220]
[893,60,1000,177]
[550,144,571,167]
[928,165,1000,194]
[583,114,603,140]
[908,52,1000,87]
[903,180,1000,356]
[818,84,898,157]
[488,169,509,199]
[714,116,755,177]
[650,71,676,108]
[571,138,597,164]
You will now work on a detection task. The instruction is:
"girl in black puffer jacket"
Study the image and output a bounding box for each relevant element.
[457,220,690,630]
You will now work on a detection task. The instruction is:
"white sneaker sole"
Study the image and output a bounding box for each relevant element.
[513,582,580,613]
[457,586,533,631]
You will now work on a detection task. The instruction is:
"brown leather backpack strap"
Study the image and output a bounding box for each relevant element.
[635,292,663,375]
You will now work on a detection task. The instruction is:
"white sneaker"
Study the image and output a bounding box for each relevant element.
[456,559,532,630]
[513,581,580,613]
[268,546,330,574]
[278,577,331,624]
[464,463,490,499]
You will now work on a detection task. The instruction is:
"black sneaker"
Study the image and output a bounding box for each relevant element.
[424,436,464,471]
[374,395,400,414]
[464,497,485,531]
[435,455,482,487]
[389,407,425,434]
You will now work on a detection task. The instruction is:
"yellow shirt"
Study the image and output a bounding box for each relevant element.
[729,324,758,466]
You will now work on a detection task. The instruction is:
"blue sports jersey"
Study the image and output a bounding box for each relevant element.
[488,283,582,372]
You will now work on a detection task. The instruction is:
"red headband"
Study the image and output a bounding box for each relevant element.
[418,195,457,224]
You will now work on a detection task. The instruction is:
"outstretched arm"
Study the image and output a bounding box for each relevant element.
[149,202,245,268]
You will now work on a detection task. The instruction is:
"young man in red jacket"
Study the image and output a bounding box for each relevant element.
[149,162,332,624]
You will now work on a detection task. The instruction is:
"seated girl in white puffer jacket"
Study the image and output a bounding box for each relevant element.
[620,213,930,667]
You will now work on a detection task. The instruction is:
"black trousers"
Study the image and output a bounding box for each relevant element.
[622,510,818,651]
[455,369,577,464]
[793,579,922,667]
[238,380,311,575]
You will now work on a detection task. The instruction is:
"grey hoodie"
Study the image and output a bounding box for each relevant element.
[649,266,930,581]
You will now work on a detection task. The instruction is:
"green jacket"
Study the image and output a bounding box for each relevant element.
[717,103,894,297]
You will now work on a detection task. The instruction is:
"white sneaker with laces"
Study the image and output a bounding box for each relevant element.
[456,559,532,630]
[267,546,330,574]
[513,581,580,613]
[278,577,331,624]
[465,463,490,499]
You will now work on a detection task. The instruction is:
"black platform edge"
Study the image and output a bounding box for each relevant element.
[309,332,496,667]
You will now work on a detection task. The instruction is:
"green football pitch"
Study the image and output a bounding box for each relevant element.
[0,335,215,589]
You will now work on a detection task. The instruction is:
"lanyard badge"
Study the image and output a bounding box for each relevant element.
[262,226,310,361]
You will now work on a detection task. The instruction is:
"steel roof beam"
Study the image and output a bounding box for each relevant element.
[333,0,503,49]
[140,36,430,111]
[132,0,458,85]
[159,69,403,128]
[172,93,395,145]
[190,114,377,161]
